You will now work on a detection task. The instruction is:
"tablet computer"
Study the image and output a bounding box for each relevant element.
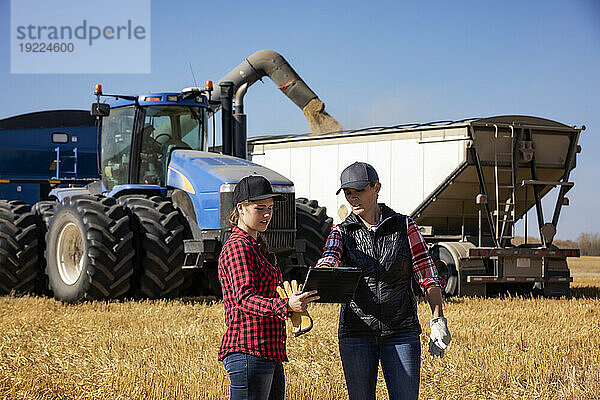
[302,267,362,303]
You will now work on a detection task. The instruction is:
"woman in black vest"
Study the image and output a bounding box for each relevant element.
[316,162,451,400]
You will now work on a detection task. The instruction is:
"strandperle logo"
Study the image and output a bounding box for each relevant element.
[11,0,151,74]
[15,20,147,46]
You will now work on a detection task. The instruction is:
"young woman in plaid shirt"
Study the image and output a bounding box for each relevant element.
[316,162,452,400]
[218,175,318,400]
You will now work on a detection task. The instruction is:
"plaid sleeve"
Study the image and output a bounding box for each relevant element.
[316,225,343,268]
[406,216,445,291]
[224,240,288,319]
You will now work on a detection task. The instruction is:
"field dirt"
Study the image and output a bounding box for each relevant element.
[1,257,599,400]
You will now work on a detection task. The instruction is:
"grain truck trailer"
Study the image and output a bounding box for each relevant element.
[248,116,584,297]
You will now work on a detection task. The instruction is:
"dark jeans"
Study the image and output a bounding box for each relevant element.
[338,333,421,400]
[222,353,285,400]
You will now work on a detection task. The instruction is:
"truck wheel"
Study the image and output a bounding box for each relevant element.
[542,281,570,297]
[295,198,333,267]
[543,256,570,298]
[31,200,57,295]
[45,195,135,302]
[118,195,185,299]
[429,245,459,297]
[0,200,40,295]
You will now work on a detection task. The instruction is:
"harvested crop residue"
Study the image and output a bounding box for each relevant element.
[302,98,342,135]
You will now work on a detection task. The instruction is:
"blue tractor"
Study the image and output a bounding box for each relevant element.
[0,51,334,301]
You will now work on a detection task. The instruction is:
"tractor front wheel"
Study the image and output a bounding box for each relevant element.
[45,195,135,302]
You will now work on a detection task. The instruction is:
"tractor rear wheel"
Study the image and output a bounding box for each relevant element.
[118,195,186,299]
[295,198,333,268]
[0,200,40,295]
[45,195,135,302]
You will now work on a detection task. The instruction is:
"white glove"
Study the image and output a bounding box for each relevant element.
[428,317,451,358]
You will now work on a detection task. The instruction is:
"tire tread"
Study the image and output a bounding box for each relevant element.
[118,195,185,299]
[0,200,40,295]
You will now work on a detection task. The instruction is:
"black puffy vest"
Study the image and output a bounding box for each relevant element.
[337,204,421,337]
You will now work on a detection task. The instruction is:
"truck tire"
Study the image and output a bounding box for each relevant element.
[0,200,40,295]
[31,200,57,295]
[429,245,459,297]
[118,195,185,299]
[543,252,570,298]
[429,242,486,297]
[295,198,333,267]
[45,195,135,302]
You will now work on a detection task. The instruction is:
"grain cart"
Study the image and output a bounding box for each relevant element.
[0,50,334,301]
[248,116,584,297]
[0,110,99,295]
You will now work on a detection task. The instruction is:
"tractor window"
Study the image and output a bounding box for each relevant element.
[138,106,206,186]
[100,106,135,191]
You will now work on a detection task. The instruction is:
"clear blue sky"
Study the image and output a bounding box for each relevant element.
[1,0,598,240]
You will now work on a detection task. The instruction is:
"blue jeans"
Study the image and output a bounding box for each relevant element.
[222,353,285,400]
[338,333,421,400]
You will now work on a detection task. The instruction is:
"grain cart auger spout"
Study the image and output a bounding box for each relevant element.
[209,50,341,159]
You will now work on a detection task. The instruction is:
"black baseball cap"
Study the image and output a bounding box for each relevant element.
[336,162,379,195]
[233,175,287,205]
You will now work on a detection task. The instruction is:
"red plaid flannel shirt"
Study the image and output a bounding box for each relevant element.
[218,226,289,362]
[316,215,444,291]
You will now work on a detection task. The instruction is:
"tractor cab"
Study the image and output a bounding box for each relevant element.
[93,86,210,191]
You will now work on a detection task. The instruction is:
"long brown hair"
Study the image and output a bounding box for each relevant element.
[229,200,249,227]
[229,201,276,265]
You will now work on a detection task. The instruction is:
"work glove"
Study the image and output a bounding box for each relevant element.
[276,280,314,336]
[428,317,451,358]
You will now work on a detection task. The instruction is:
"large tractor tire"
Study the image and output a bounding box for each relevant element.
[118,195,185,299]
[32,200,57,227]
[295,198,333,268]
[45,195,135,302]
[0,200,40,295]
[31,200,57,295]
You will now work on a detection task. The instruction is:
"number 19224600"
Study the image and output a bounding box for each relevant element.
[19,43,74,52]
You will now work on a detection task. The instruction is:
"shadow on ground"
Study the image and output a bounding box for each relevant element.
[570,285,600,299]
[415,284,600,301]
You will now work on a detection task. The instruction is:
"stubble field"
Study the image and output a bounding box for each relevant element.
[1,257,599,400]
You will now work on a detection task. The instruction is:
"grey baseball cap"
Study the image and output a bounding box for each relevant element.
[336,162,379,195]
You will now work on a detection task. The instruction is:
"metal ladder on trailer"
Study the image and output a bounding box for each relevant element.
[54,146,79,179]
[492,125,517,246]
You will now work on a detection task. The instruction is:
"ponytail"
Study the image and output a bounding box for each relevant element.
[229,200,249,227]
